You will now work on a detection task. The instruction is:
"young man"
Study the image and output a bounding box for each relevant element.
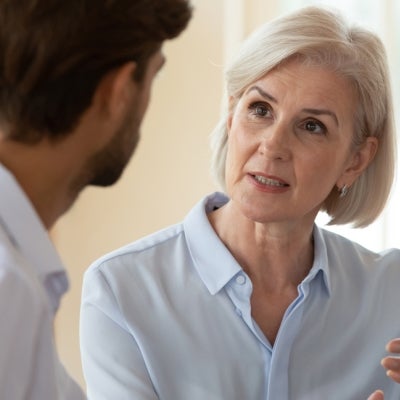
[0,1,192,398]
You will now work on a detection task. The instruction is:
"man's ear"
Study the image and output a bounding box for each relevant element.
[337,136,378,188]
[94,61,137,120]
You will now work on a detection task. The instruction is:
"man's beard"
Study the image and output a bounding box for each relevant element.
[80,104,141,189]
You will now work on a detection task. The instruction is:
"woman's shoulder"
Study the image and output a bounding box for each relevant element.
[87,222,185,276]
[318,225,400,270]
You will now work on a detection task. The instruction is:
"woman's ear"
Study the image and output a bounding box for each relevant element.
[94,61,137,120]
[338,136,378,187]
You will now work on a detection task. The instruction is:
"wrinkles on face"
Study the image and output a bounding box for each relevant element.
[224,59,358,227]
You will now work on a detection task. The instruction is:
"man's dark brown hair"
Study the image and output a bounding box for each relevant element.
[0,0,192,143]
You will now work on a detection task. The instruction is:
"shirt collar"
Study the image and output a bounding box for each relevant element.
[184,192,332,297]
[184,192,241,295]
[0,163,68,309]
[305,224,332,296]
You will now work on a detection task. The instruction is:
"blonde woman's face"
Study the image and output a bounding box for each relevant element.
[224,59,368,226]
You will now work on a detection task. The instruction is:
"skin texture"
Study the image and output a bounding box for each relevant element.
[223,60,378,232]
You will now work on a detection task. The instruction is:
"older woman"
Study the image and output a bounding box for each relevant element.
[80,6,400,400]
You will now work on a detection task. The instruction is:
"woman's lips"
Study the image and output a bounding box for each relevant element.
[250,174,289,187]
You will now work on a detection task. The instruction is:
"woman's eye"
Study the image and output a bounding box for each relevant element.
[303,119,327,134]
[248,102,271,118]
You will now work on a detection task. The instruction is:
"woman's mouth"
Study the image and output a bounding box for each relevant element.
[252,174,289,187]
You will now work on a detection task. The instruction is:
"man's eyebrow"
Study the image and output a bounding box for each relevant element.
[246,85,277,103]
[302,108,339,126]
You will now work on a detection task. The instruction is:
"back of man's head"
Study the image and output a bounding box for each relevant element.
[0,0,192,144]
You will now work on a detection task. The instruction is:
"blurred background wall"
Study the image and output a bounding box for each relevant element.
[53,0,400,389]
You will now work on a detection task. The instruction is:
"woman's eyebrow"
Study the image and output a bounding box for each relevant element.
[302,108,339,127]
[246,85,277,103]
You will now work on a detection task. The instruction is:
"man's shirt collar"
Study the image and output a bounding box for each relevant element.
[0,163,68,311]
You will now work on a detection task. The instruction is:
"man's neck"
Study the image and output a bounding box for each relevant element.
[0,138,85,229]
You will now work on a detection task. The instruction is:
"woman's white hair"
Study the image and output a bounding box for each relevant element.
[210,5,396,227]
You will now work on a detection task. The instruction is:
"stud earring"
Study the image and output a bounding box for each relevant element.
[339,184,348,198]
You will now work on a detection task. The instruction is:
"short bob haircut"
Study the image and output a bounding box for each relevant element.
[210,6,396,228]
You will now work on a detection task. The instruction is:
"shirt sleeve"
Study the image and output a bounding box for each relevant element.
[0,241,86,400]
[80,267,158,400]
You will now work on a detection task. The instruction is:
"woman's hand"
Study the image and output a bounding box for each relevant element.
[367,390,384,400]
[366,339,400,400]
[381,338,400,383]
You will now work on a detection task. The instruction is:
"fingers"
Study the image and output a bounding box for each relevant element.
[382,338,400,383]
[367,389,384,400]
[386,338,400,353]
[381,356,400,383]
[386,369,400,383]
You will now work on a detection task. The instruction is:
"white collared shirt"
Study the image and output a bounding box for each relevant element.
[0,163,85,400]
[81,192,400,400]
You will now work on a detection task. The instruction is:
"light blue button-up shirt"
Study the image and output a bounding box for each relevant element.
[0,163,85,400]
[80,192,400,400]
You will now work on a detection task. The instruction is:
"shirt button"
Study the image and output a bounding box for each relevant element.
[235,274,246,285]
[235,308,242,317]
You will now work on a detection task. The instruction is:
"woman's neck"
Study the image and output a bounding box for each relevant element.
[207,200,315,291]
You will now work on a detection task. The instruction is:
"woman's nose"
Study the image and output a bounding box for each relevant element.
[257,124,291,161]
